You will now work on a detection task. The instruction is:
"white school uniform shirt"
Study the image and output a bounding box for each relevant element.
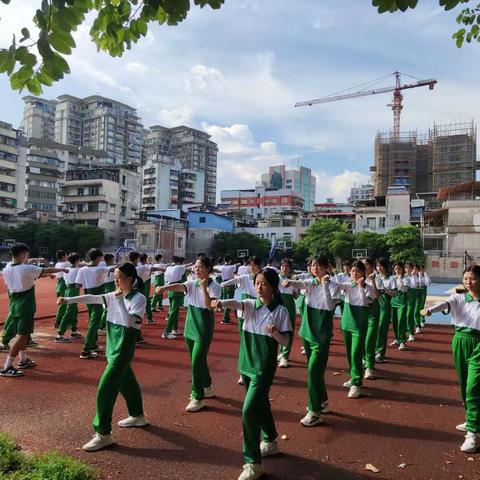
[64,266,81,285]
[339,281,373,307]
[164,265,186,284]
[2,262,43,293]
[366,274,384,291]
[418,272,431,287]
[222,274,256,297]
[389,275,411,292]
[104,269,115,284]
[55,261,70,279]
[237,265,250,276]
[76,265,111,289]
[152,262,167,278]
[294,278,338,311]
[216,264,237,281]
[136,264,152,282]
[278,275,297,296]
[184,279,221,307]
[434,293,480,331]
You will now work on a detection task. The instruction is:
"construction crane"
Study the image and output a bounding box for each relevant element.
[295,71,437,139]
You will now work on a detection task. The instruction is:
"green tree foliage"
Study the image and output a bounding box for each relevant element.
[0,0,225,94]
[353,231,389,261]
[385,224,424,264]
[211,232,270,261]
[300,218,353,262]
[0,222,105,257]
[372,0,479,48]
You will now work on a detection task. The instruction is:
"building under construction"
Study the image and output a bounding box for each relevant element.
[371,121,478,199]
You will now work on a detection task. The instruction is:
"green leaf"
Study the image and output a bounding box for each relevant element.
[49,31,75,54]
[20,28,30,42]
[10,65,34,90]
[22,53,37,67]
[37,69,54,86]
[26,77,42,95]
[0,50,9,73]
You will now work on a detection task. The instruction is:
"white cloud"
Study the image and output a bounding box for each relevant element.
[187,64,224,90]
[157,106,193,127]
[314,169,371,202]
[125,62,148,75]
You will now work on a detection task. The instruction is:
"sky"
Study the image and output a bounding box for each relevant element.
[0,0,479,203]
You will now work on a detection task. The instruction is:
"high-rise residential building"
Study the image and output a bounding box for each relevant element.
[22,95,144,166]
[260,165,316,211]
[21,96,57,142]
[61,166,141,245]
[0,121,26,222]
[349,183,374,205]
[146,125,218,207]
[372,121,478,198]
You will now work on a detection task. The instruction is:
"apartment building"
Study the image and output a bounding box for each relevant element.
[21,96,57,142]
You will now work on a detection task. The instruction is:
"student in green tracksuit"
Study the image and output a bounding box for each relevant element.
[374,257,396,363]
[277,258,299,368]
[150,254,167,311]
[99,254,116,333]
[362,258,381,380]
[421,265,480,454]
[295,261,314,357]
[389,262,411,352]
[158,255,221,413]
[213,268,291,480]
[283,255,337,427]
[417,265,431,329]
[215,254,238,325]
[58,262,149,452]
[405,262,418,343]
[0,243,68,377]
[338,261,375,399]
[53,250,69,328]
[56,252,83,342]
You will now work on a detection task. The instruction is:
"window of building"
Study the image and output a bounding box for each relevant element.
[140,234,148,247]
[378,217,386,229]
[394,214,401,224]
[199,216,206,223]
[177,237,183,249]
[77,188,84,196]
[366,217,376,230]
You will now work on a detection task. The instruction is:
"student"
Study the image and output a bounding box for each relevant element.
[162,256,188,339]
[389,262,411,351]
[99,253,116,334]
[421,265,480,453]
[361,258,381,380]
[334,260,352,315]
[76,248,114,359]
[215,254,238,325]
[53,250,70,328]
[283,255,337,426]
[277,258,298,368]
[56,252,83,342]
[405,262,418,343]
[58,262,149,451]
[265,258,279,273]
[338,260,374,399]
[214,256,224,285]
[238,256,251,276]
[157,255,221,412]
[212,268,291,480]
[150,254,167,311]
[135,253,155,326]
[0,243,68,377]
[374,257,396,363]
[416,264,431,330]
[296,259,314,356]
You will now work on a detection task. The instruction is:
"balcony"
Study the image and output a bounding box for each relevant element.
[422,226,445,234]
[62,194,110,203]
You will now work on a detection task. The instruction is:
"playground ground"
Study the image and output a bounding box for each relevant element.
[0,278,479,480]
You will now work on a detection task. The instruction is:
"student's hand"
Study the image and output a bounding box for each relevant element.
[358,277,365,288]
[210,299,222,309]
[368,272,376,280]
[155,286,164,295]
[114,289,123,297]
[265,324,278,335]
[199,278,208,290]
[282,280,291,287]
[57,297,66,305]
[321,274,330,284]
[63,268,69,273]
[420,308,431,317]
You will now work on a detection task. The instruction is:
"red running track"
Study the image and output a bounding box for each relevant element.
[0,278,478,479]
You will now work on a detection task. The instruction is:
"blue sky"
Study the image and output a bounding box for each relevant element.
[0,0,478,202]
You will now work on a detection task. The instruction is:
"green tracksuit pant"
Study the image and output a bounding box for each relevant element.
[242,374,277,465]
[452,331,480,433]
[406,289,417,335]
[280,294,297,360]
[375,294,391,358]
[165,292,184,333]
[342,329,366,387]
[414,289,424,327]
[57,285,80,336]
[302,338,330,412]
[144,280,153,321]
[364,300,380,369]
[2,313,16,345]
[391,302,407,344]
[84,287,103,352]
[220,285,235,323]
[185,337,212,401]
[150,275,165,310]
[54,279,67,327]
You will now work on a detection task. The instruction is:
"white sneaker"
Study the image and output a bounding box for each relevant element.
[456,422,467,432]
[343,380,352,388]
[238,375,244,385]
[300,410,323,427]
[375,353,384,363]
[238,463,265,480]
[421,321,426,328]
[407,334,416,342]
[277,352,284,361]
[278,357,288,368]
[162,332,177,340]
[320,401,330,414]
[461,432,479,453]
[83,433,115,452]
[398,342,407,351]
[260,439,280,457]
[348,385,361,399]
[117,415,149,428]
[172,329,182,336]
[301,346,305,356]
[204,385,215,398]
[390,340,399,346]
[186,398,205,412]
[364,368,375,380]
[415,327,421,334]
